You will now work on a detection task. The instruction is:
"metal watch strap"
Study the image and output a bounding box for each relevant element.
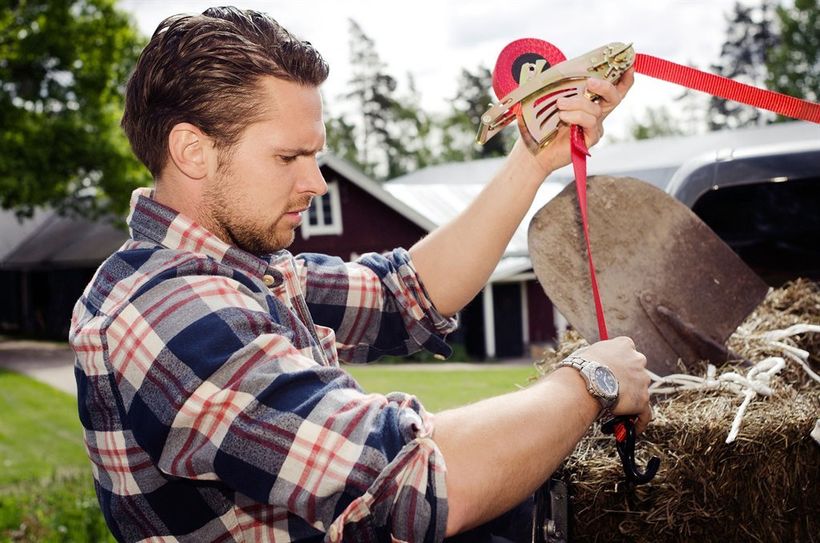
[560,355,591,371]
[559,355,614,420]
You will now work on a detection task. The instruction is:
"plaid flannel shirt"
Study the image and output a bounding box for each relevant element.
[70,188,458,542]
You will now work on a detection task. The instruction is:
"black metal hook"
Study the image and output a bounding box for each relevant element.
[601,415,660,485]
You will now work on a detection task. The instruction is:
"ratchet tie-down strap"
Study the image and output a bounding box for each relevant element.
[574,52,820,343]
[567,49,817,490]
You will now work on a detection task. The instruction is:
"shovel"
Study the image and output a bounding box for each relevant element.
[528,175,769,376]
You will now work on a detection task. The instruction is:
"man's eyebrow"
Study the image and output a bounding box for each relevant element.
[273,145,327,156]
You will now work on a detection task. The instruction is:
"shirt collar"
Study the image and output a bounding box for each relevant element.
[126,187,284,284]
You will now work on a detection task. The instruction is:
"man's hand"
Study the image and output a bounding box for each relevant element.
[522,67,635,174]
[572,335,652,433]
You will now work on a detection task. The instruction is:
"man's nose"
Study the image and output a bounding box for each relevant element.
[300,160,327,196]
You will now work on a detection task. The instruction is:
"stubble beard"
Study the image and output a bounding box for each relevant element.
[201,171,295,256]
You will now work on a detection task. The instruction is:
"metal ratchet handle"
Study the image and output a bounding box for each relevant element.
[477,42,635,148]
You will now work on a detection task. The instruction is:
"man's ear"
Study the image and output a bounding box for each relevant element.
[167,123,212,180]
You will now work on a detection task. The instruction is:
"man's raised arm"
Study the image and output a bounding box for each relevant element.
[409,71,634,317]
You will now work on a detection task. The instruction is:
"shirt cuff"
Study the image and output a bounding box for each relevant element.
[324,395,448,543]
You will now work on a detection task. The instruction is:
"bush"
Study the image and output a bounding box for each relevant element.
[0,472,114,543]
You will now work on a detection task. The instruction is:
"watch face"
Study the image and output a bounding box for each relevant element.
[594,366,618,396]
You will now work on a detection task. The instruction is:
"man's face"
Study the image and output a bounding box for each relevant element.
[201,76,327,255]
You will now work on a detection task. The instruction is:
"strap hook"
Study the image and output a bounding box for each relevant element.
[601,416,660,485]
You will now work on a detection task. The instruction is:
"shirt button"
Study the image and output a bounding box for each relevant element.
[262,274,275,287]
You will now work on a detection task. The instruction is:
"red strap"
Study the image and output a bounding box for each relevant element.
[564,52,819,345]
[570,125,609,341]
[634,53,820,123]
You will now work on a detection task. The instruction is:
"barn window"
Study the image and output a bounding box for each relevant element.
[301,180,342,239]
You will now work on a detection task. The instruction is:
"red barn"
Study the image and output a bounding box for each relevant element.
[291,154,562,360]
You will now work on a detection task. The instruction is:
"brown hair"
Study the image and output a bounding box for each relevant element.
[121,6,329,177]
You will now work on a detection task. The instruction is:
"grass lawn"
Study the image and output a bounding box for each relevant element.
[346,364,539,412]
[0,363,537,541]
[0,369,113,542]
[0,370,88,485]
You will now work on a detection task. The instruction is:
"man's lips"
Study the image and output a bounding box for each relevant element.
[284,208,308,225]
[284,199,312,222]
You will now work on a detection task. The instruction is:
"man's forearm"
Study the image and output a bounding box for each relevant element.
[408,141,552,316]
[433,367,599,535]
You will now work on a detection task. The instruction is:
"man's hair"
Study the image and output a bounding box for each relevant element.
[122,6,329,177]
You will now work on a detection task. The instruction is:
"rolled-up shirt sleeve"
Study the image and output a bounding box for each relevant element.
[104,272,448,542]
[296,248,459,363]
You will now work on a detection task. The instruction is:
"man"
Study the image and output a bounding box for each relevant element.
[70,6,651,542]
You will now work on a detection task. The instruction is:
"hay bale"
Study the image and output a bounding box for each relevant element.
[536,280,820,542]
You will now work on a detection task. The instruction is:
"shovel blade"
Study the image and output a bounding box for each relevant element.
[528,176,768,375]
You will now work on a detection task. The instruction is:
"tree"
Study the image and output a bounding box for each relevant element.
[324,106,359,168]
[627,105,688,140]
[343,19,400,179]
[767,0,819,105]
[0,0,147,219]
[339,19,436,180]
[707,0,780,130]
[440,66,511,162]
[386,73,436,176]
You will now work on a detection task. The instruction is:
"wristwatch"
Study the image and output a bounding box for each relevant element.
[559,355,619,416]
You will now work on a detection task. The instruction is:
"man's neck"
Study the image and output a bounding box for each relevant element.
[153,175,202,222]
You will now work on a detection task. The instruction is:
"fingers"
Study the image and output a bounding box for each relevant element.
[635,403,653,435]
[555,100,603,147]
[531,71,630,169]
[586,68,633,117]
[556,94,603,128]
[555,82,611,146]
[615,67,636,97]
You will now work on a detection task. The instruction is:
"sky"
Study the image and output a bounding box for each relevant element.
[118,0,765,140]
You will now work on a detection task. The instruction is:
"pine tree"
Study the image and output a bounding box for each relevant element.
[708,0,780,130]
[391,73,435,175]
[767,0,819,105]
[324,111,359,167]
[441,66,511,161]
[343,19,434,180]
[628,106,688,140]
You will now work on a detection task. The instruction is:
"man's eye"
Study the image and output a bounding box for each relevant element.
[278,155,298,164]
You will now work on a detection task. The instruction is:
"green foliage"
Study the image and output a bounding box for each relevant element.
[389,73,436,176]
[628,106,688,140]
[0,369,112,541]
[1,474,114,542]
[767,0,819,105]
[341,19,419,180]
[328,20,505,181]
[324,109,360,167]
[653,0,817,134]
[440,66,511,162]
[0,0,149,219]
[708,0,780,130]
